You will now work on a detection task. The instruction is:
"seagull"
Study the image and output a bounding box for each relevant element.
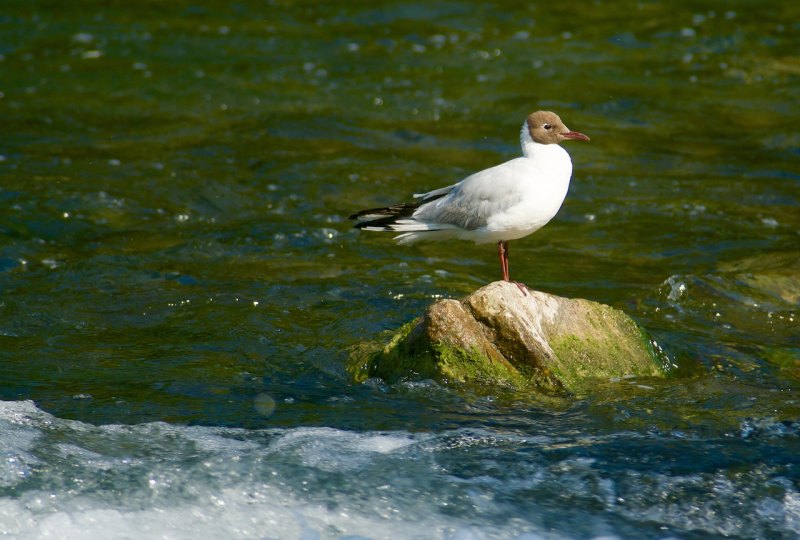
[349,110,589,292]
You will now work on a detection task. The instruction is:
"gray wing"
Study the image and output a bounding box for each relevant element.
[412,159,527,230]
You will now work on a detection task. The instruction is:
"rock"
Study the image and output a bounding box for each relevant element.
[349,281,666,393]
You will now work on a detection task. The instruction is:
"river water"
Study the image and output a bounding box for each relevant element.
[1,1,798,538]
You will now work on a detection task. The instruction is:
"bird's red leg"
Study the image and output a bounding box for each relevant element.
[498,241,510,281]
[496,241,527,294]
[504,241,528,296]
[503,241,510,280]
[497,240,506,280]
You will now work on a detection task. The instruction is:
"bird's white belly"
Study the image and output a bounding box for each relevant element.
[478,157,571,243]
[477,198,563,242]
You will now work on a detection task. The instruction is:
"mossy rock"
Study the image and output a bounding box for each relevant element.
[348,281,667,394]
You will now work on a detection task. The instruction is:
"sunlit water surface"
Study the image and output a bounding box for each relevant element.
[1,1,798,538]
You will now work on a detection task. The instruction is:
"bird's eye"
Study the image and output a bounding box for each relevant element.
[543,124,551,130]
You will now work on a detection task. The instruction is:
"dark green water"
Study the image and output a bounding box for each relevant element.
[1,1,799,538]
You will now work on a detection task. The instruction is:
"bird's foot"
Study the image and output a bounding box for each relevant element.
[508,280,529,296]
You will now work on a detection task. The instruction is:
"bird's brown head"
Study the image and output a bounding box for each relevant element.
[527,110,590,145]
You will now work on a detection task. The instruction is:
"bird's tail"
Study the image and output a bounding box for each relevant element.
[349,188,456,243]
[350,204,459,244]
[348,203,420,231]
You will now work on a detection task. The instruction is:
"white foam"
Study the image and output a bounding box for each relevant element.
[266,427,421,473]
[0,402,546,539]
[0,480,545,540]
[2,400,798,539]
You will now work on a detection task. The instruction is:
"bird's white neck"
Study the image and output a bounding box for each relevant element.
[519,121,540,158]
[519,121,574,181]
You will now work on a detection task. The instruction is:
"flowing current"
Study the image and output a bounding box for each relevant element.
[2,400,799,539]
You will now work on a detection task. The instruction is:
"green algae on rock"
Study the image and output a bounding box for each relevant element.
[349,281,667,393]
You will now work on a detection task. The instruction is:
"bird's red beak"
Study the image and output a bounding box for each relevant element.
[562,131,590,142]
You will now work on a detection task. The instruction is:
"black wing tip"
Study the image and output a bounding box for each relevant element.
[349,208,391,229]
[348,202,420,225]
[348,206,397,221]
[352,215,401,230]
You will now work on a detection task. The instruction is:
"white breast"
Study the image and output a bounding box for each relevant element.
[482,143,573,242]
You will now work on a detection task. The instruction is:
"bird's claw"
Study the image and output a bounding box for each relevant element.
[503,279,528,295]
